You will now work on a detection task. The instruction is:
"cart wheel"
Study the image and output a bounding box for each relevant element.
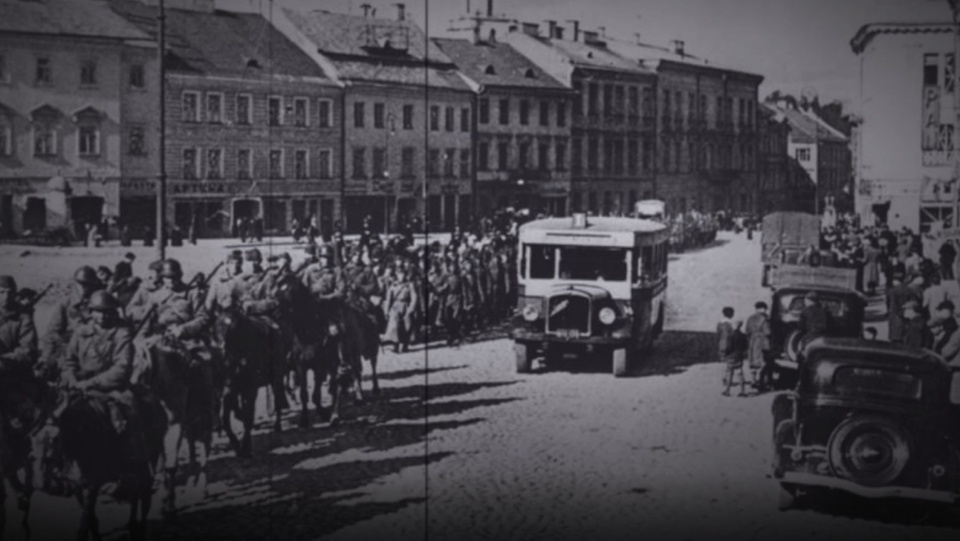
[515,342,533,374]
[613,348,630,377]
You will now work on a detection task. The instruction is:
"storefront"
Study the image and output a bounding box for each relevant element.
[0,175,119,238]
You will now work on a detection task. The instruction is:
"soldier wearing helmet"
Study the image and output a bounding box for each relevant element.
[302,244,345,305]
[126,260,164,323]
[342,248,385,332]
[204,251,243,315]
[40,266,104,372]
[0,275,38,374]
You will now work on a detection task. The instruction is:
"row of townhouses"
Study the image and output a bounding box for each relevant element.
[0,0,843,238]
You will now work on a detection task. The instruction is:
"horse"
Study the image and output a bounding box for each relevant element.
[0,369,57,541]
[274,274,381,428]
[212,307,288,458]
[131,337,218,517]
[30,387,166,541]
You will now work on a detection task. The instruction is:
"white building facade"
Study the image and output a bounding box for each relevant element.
[851,22,957,232]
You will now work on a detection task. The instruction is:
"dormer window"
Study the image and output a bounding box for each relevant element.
[524,68,536,79]
[484,65,496,75]
[245,58,261,69]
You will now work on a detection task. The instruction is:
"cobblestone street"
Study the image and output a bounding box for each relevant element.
[1,231,953,541]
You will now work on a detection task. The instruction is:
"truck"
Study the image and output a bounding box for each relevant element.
[761,211,821,287]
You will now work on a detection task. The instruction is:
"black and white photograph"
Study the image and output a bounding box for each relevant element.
[1,0,960,539]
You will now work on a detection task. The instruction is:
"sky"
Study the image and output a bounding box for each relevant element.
[220,0,953,112]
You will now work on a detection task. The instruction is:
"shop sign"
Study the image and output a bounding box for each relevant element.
[0,179,37,195]
[167,180,332,196]
[121,179,157,196]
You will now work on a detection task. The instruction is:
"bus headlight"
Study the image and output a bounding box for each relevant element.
[522,304,540,322]
[598,307,617,325]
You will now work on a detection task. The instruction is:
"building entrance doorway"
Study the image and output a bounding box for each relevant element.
[70,196,103,238]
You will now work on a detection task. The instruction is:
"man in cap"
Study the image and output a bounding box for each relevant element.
[343,249,385,332]
[40,266,103,373]
[799,291,831,337]
[0,275,38,374]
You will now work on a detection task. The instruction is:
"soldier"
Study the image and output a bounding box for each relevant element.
[0,275,38,374]
[205,251,243,316]
[126,260,164,323]
[436,260,463,346]
[302,244,346,315]
[383,267,417,353]
[59,291,148,462]
[41,266,103,374]
[343,250,385,332]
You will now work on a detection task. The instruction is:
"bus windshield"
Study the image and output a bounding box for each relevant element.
[558,247,629,281]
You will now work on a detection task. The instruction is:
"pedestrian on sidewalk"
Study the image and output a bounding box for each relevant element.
[887,272,919,344]
[746,301,772,391]
[718,307,748,397]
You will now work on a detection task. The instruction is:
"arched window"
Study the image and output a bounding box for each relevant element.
[484,65,496,75]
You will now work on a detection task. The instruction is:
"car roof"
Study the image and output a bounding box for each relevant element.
[802,336,946,371]
[520,216,666,234]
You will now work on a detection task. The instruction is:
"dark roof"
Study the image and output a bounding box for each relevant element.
[851,22,953,54]
[0,0,150,40]
[282,8,450,64]
[431,38,568,91]
[108,1,328,79]
[802,337,946,371]
[772,105,848,144]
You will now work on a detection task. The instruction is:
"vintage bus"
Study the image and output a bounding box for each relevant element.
[512,214,670,377]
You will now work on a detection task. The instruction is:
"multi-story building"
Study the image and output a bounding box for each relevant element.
[433,29,576,217]
[607,38,764,215]
[767,100,851,215]
[0,0,156,238]
[757,103,815,213]
[112,0,343,238]
[851,22,955,231]
[500,21,658,216]
[278,5,474,233]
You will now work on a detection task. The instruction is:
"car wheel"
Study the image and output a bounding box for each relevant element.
[515,342,533,374]
[828,416,911,487]
[778,482,798,511]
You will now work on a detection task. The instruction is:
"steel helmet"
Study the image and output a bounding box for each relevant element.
[161,259,183,279]
[0,275,16,292]
[88,290,119,312]
[74,266,99,286]
[244,248,263,262]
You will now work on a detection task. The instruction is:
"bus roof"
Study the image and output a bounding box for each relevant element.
[520,216,667,234]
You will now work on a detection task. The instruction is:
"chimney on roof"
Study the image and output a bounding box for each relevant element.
[598,26,606,38]
[394,3,406,21]
[360,3,372,17]
[521,22,539,37]
[582,30,599,44]
[487,0,493,17]
[543,20,557,39]
[672,39,685,56]
[488,28,497,43]
[566,19,580,42]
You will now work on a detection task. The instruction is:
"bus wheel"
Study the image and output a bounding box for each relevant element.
[515,342,533,374]
[613,348,630,377]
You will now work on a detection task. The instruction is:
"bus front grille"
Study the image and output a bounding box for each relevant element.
[546,294,590,336]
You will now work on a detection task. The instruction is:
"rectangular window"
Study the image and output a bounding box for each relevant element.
[478,141,489,170]
[294,97,308,127]
[78,126,99,156]
[316,99,332,128]
[237,149,252,180]
[539,101,549,126]
[206,148,223,179]
[499,98,509,125]
[796,147,811,161]
[603,85,613,117]
[182,91,200,122]
[35,57,51,86]
[354,102,365,128]
[603,139,613,174]
[352,147,366,179]
[497,142,509,170]
[128,126,145,156]
[182,148,198,179]
[573,81,583,116]
[628,87,639,119]
[428,149,440,177]
[445,107,455,131]
[401,147,415,178]
[663,142,671,171]
[459,148,470,178]
[374,102,385,129]
[318,148,333,179]
[461,107,470,132]
[129,64,144,89]
[924,53,940,86]
[0,54,7,83]
[519,142,530,170]
[373,147,386,178]
[628,138,638,174]
[430,106,440,131]
[479,98,489,124]
[571,138,582,174]
[557,102,567,127]
[642,140,652,172]
[403,104,414,129]
[269,149,284,179]
[520,100,529,125]
[80,60,96,86]
[269,96,283,126]
[538,143,549,171]
[236,94,252,125]
[444,148,455,176]
[556,141,567,171]
[642,87,653,124]
[295,149,309,179]
[615,86,625,119]
[206,93,223,124]
[587,137,598,172]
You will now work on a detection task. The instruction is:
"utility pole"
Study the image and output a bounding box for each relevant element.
[156,0,167,259]
[951,0,960,218]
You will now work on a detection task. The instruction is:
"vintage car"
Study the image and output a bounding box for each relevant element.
[762,265,867,390]
[772,337,960,512]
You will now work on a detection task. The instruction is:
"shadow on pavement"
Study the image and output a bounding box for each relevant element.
[369,364,469,382]
[787,489,960,530]
[536,330,716,378]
